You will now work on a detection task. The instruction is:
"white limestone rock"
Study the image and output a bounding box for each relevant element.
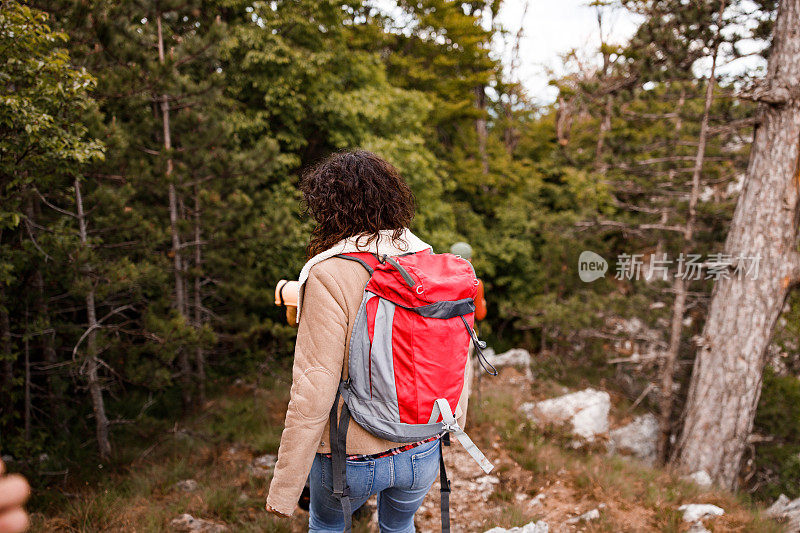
[521,388,610,441]
[169,514,229,532]
[480,348,533,380]
[475,474,500,500]
[248,454,277,478]
[484,520,549,533]
[681,470,713,488]
[687,521,710,533]
[173,479,199,492]
[765,494,800,532]
[484,348,531,367]
[607,414,660,465]
[566,507,601,524]
[678,504,724,523]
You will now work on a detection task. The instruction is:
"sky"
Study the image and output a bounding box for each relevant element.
[492,0,643,104]
[373,1,767,106]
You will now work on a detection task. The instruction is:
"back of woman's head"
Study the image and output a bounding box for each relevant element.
[300,150,416,258]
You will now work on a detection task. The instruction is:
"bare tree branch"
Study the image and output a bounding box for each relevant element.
[71,304,135,360]
[33,188,77,218]
[23,218,53,261]
[707,117,759,134]
[576,219,686,233]
[737,84,799,105]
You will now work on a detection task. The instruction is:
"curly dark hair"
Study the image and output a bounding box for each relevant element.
[300,150,416,258]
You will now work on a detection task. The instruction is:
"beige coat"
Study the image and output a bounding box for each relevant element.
[266,256,472,516]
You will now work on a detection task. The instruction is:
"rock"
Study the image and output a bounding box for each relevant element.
[174,479,199,492]
[687,522,710,533]
[483,348,533,380]
[253,454,276,468]
[607,414,659,465]
[681,470,713,489]
[565,508,601,524]
[484,348,531,368]
[169,514,229,532]
[529,493,546,507]
[475,474,500,500]
[521,388,610,441]
[766,494,791,514]
[248,454,277,478]
[232,378,258,392]
[483,520,549,533]
[226,444,243,455]
[1,455,13,464]
[677,504,724,523]
[765,494,800,531]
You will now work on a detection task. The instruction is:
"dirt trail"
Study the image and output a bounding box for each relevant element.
[410,367,617,533]
[350,367,618,532]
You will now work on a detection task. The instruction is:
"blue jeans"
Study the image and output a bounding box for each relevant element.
[308,438,441,533]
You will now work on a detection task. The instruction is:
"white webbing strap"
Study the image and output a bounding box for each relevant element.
[429,398,494,473]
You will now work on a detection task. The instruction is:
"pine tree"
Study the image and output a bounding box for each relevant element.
[674,0,800,489]
[0,0,104,452]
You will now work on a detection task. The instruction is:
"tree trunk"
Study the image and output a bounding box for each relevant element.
[503,3,527,154]
[24,195,59,412]
[75,179,112,460]
[23,325,30,442]
[594,93,613,173]
[658,275,687,456]
[593,7,612,174]
[193,183,205,404]
[157,16,186,316]
[556,96,573,146]
[658,47,720,460]
[673,0,800,489]
[475,86,489,175]
[157,13,192,409]
[0,288,12,417]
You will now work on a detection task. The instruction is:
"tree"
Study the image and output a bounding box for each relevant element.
[73,178,111,459]
[674,0,800,489]
[0,0,104,452]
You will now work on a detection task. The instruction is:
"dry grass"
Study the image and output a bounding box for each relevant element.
[467,368,784,532]
[29,380,296,532]
[27,366,784,532]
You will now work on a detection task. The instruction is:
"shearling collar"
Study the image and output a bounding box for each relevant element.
[296,228,432,321]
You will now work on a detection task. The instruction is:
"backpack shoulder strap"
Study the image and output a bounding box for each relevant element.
[330,380,353,531]
[334,252,379,274]
[440,433,452,533]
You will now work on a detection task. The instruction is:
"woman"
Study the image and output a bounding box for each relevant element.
[266,150,471,532]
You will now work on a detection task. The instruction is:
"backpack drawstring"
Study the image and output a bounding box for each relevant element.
[460,315,497,376]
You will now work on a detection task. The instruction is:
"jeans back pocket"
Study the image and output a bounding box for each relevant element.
[410,440,441,490]
[345,459,376,500]
[320,456,376,501]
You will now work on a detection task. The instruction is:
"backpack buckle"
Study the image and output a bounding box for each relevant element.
[442,422,460,433]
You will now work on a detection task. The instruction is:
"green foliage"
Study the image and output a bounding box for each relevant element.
[0,0,795,510]
[0,0,105,445]
[752,367,800,501]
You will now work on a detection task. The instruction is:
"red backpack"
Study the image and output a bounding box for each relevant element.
[329,250,496,532]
